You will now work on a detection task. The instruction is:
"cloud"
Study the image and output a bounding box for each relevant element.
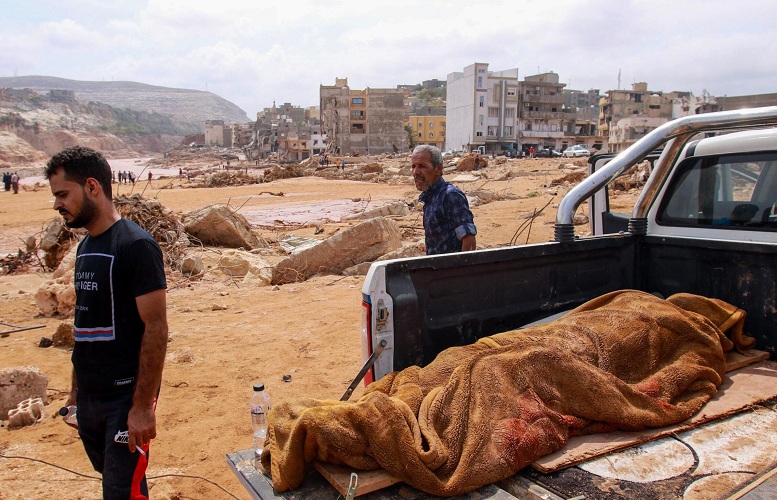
[2,0,776,118]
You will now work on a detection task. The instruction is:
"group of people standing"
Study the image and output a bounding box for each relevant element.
[3,171,20,194]
[116,170,136,184]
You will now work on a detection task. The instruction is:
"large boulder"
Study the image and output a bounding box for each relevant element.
[0,366,48,417]
[272,217,402,284]
[183,204,261,249]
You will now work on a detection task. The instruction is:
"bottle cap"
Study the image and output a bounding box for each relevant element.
[253,383,265,392]
[58,407,69,416]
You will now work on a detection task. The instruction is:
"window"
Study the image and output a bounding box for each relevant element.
[656,152,777,231]
[504,126,513,135]
[507,88,516,97]
[477,76,483,88]
[351,123,364,132]
[352,98,364,104]
[505,108,514,118]
[476,131,483,137]
[418,132,422,137]
[429,132,434,138]
[479,115,484,125]
[429,121,434,128]
[353,110,363,118]
[488,107,499,118]
[418,121,423,128]
[479,96,484,108]
[487,126,498,136]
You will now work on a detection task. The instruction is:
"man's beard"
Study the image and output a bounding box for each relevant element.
[63,191,97,228]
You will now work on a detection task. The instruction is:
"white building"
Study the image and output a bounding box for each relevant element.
[445,63,521,154]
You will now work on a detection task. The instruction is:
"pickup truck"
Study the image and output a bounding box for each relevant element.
[356,106,777,498]
[229,107,777,498]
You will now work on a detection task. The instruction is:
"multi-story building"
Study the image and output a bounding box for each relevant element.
[320,78,405,155]
[518,72,566,153]
[446,63,521,154]
[598,83,676,140]
[204,120,232,147]
[562,88,603,151]
[407,115,446,150]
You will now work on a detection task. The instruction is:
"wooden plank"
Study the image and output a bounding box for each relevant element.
[726,349,770,372]
[533,360,777,473]
[314,462,401,497]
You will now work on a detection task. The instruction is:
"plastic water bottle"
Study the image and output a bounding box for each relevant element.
[250,383,271,468]
[59,405,78,428]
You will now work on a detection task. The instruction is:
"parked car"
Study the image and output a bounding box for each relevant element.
[536,148,562,158]
[563,145,591,157]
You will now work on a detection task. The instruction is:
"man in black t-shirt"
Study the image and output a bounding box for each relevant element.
[46,146,168,500]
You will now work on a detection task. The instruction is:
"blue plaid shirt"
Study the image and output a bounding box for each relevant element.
[419,178,477,255]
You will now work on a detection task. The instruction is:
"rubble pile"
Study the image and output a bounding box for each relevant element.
[114,194,189,266]
[202,170,260,188]
[0,250,36,275]
[610,161,651,192]
[262,164,305,182]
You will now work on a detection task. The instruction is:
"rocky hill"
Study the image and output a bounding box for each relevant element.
[0,77,251,164]
[0,76,250,132]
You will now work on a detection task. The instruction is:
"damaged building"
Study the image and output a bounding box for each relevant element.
[320,78,405,155]
[445,63,602,155]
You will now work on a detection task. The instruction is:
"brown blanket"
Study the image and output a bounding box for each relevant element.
[261,290,751,496]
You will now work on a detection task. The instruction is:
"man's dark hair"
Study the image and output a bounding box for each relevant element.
[45,146,113,199]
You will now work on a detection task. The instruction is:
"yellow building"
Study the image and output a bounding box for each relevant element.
[407,115,446,151]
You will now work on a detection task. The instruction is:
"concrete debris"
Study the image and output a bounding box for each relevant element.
[7,397,45,428]
[272,217,402,285]
[0,366,48,418]
[278,236,322,255]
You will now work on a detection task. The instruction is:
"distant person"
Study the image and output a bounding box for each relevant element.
[179,168,183,179]
[3,172,10,191]
[411,145,477,255]
[340,159,345,171]
[529,147,535,159]
[45,146,168,499]
[148,172,152,181]
[11,172,20,194]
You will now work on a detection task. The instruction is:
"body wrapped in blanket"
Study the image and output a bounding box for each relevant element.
[261,290,754,497]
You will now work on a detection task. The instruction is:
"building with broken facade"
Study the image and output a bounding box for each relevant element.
[446,63,602,155]
[204,120,232,147]
[320,78,405,155]
[407,115,446,151]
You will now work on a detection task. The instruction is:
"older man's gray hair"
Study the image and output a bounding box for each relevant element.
[412,145,443,167]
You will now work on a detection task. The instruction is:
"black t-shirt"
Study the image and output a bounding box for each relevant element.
[72,218,166,395]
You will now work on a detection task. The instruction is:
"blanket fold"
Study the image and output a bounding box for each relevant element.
[261,290,750,496]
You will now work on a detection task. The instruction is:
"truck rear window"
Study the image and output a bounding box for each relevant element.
[656,152,777,230]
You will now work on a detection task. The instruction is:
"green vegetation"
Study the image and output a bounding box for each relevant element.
[418,88,446,103]
[405,124,417,149]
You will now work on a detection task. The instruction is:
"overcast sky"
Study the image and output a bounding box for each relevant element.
[1,0,774,118]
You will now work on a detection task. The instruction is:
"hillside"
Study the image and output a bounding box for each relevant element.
[0,76,250,132]
[0,88,187,162]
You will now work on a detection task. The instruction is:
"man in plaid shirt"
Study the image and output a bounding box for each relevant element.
[411,145,477,255]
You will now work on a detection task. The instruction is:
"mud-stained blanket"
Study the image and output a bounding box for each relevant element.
[261,290,753,496]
